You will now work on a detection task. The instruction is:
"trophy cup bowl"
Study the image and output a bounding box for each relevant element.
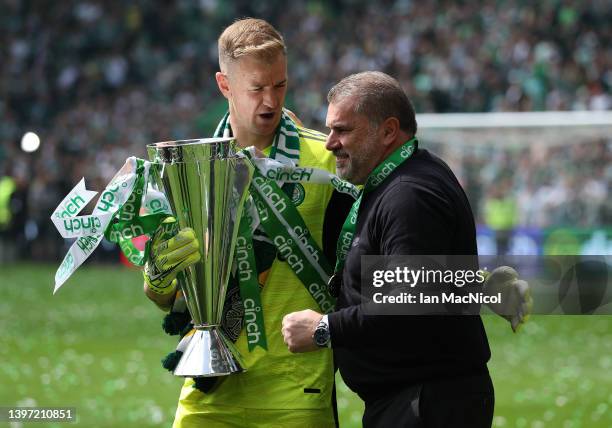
[147,138,252,377]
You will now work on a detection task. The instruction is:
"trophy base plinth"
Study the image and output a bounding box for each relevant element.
[173,327,246,377]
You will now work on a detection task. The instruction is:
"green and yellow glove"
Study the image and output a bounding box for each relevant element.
[483,266,533,332]
[143,217,200,295]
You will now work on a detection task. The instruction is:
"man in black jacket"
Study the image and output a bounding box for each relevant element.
[281,71,495,427]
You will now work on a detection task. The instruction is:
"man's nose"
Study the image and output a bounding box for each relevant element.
[263,88,279,109]
[325,131,339,152]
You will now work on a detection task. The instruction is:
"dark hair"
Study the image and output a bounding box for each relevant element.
[327,71,417,135]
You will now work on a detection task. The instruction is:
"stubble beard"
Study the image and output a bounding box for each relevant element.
[338,128,380,185]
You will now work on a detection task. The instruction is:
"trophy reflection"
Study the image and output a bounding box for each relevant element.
[147,138,252,377]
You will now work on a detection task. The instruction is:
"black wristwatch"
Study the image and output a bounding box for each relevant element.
[313,315,331,348]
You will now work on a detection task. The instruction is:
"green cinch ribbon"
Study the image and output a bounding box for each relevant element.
[235,201,268,351]
[235,147,362,350]
[52,117,360,353]
[244,151,336,309]
[104,159,167,266]
[233,148,360,350]
[214,111,353,351]
[335,138,418,273]
[215,110,301,351]
[51,157,173,293]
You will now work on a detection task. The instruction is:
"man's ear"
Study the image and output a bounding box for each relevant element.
[381,117,400,147]
[216,72,231,99]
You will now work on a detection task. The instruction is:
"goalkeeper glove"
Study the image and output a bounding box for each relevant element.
[483,266,533,332]
[144,217,200,295]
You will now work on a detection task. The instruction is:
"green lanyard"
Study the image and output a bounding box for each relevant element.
[334,138,418,273]
[236,150,339,351]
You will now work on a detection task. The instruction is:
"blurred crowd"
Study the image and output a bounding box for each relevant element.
[0,0,610,260]
[436,138,611,227]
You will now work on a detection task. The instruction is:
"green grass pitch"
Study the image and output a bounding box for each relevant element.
[1,264,610,427]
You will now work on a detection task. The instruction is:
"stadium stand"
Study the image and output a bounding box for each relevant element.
[0,0,609,260]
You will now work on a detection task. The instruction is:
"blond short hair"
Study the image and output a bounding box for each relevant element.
[218,18,286,72]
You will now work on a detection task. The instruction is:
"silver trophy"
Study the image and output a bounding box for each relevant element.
[147,138,252,377]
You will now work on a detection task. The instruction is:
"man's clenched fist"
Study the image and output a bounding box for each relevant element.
[281,309,323,353]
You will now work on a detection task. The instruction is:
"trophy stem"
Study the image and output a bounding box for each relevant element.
[173,327,246,377]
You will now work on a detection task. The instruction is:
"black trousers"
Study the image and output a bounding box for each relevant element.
[362,373,494,428]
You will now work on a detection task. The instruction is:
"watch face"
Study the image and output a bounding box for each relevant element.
[314,326,329,347]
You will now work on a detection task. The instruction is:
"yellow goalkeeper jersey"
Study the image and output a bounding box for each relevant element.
[174,127,337,425]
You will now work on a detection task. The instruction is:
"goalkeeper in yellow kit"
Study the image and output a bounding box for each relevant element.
[143,18,348,427]
[142,18,532,428]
